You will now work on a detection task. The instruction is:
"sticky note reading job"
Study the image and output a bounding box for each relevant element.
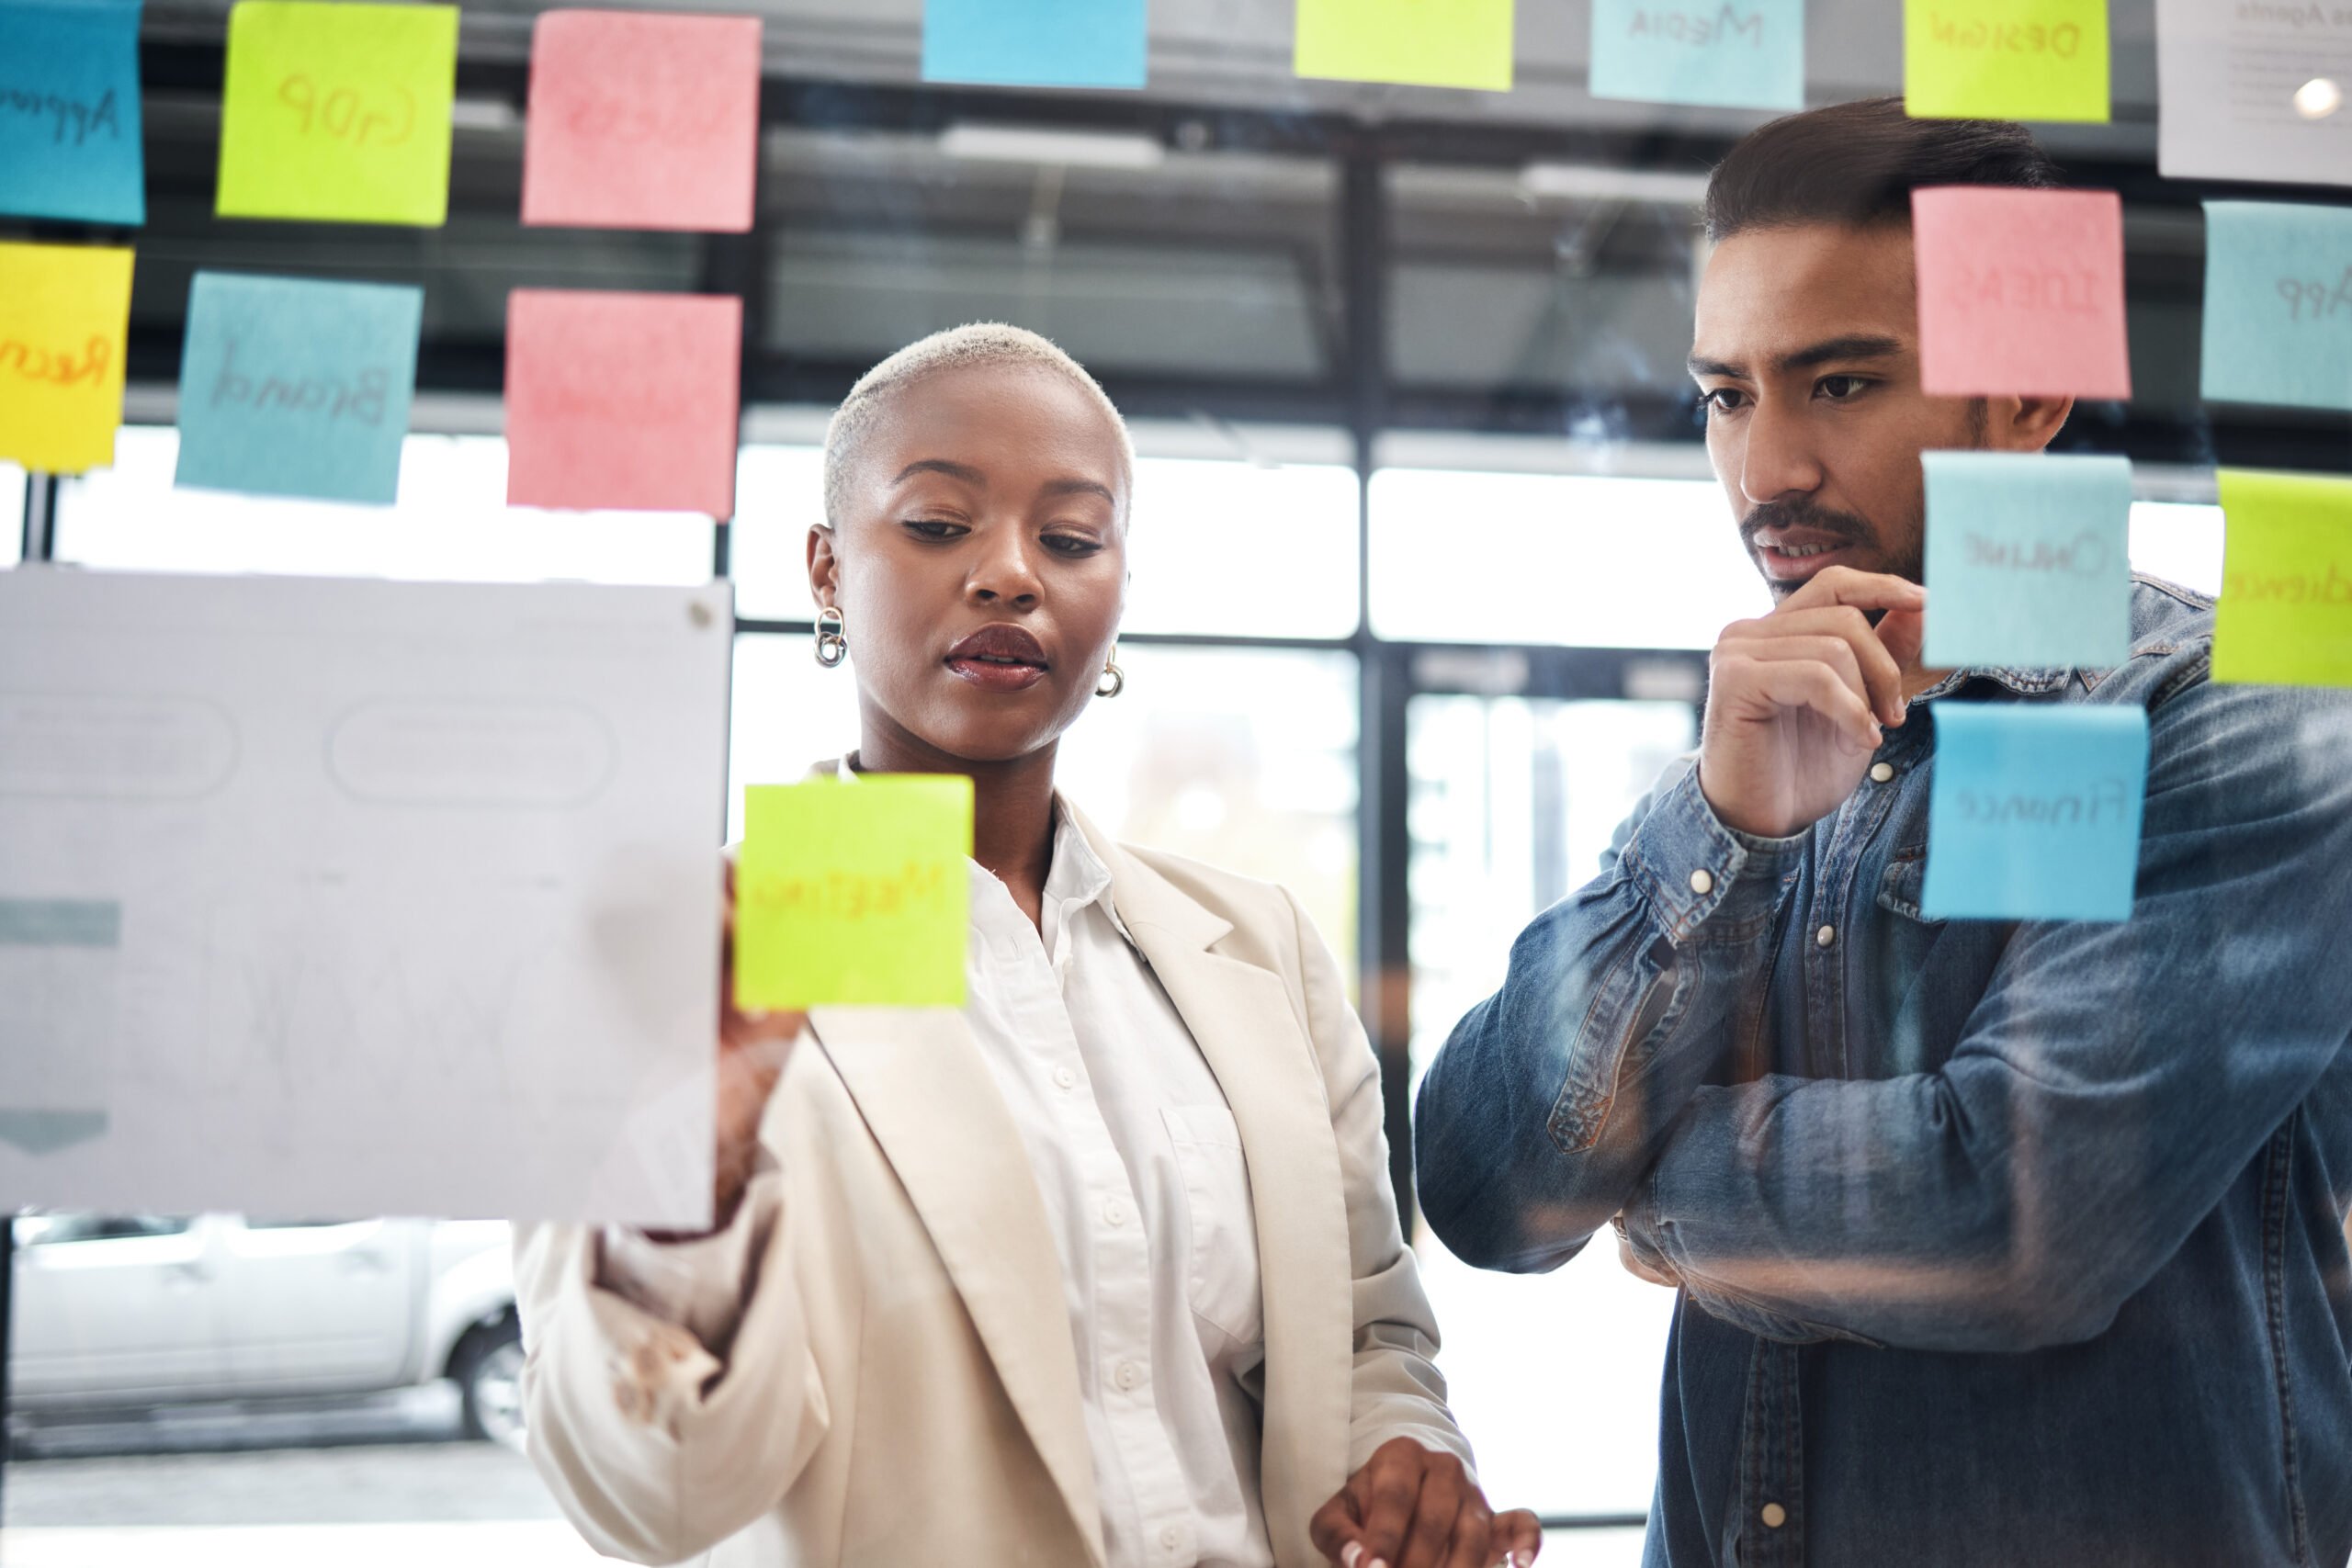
[1904,0,2108,121]
[733,776,974,1011]
[0,242,133,474]
[2212,469,2352,689]
[1912,186,2130,399]
[923,0,1148,89]
[0,0,144,225]
[216,0,457,226]
[1922,703,2148,923]
[1589,0,1804,111]
[1295,0,1514,92]
[1923,451,2132,670]
[2200,202,2352,415]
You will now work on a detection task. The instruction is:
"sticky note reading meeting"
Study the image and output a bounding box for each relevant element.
[1904,0,2109,122]
[1589,0,1804,110]
[0,241,133,474]
[1912,186,2130,398]
[2213,468,2352,689]
[1922,703,2148,923]
[2201,201,2352,415]
[1923,451,2132,670]
[0,0,145,225]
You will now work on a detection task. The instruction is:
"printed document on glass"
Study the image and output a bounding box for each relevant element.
[2155,0,2352,187]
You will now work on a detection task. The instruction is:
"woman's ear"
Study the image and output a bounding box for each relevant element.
[807,524,841,612]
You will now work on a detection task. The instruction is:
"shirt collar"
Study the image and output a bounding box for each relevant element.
[1907,664,2075,705]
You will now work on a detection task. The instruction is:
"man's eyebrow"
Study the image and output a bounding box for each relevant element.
[1686,335,1905,382]
[890,457,986,485]
[1687,354,1746,380]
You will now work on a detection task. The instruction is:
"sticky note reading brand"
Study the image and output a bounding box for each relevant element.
[1295,0,1515,91]
[522,11,762,231]
[1922,703,2148,923]
[733,776,974,1010]
[216,0,457,226]
[2212,468,2352,689]
[1589,0,1804,110]
[922,0,1148,89]
[1912,186,2131,398]
[0,242,133,474]
[2200,201,2352,415]
[1923,451,2132,670]
[0,0,144,225]
[1904,0,2109,121]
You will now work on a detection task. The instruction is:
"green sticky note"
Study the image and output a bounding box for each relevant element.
[1904,0,2108,122]
[2212,468,2352,689]
[216,0,458,226]
[2199,201,2352,415]
[733,776,973,1010]
[1295,0,1514,91]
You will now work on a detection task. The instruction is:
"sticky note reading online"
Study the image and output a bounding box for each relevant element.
[1589,0,1804,111]
[2212,469,2352,689]
[1295,0,1515,91]
[0,241,133,474]
[1904,0,2108,121]
[216,0,457,226]
[0,0,145,225]
[922,0,1148,89]
[1923,450,2132,670]
[2200,201,2352,415]
[734,776,974,1011]
[1922,703,2148,923]
[1912,186,2130,399]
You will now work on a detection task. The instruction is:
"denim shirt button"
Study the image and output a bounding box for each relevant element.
[1690,868,1715,896]
[1816,924,1837,949]
[1761,1503,1788,1529]
[1870,761,1896,783]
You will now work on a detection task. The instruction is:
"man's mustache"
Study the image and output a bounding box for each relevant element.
[1738,500,1878,551]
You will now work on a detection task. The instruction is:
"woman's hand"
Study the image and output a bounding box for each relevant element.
[1309,1437,1542,1568]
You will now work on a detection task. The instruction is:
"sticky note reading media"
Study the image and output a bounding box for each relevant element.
[1904,0,2109,121]
[923,0,1148,89]
[734,777,973,1011]
[1912,186,2130,399]
[1923,451,2132,670]
[2212,469,2352,689]
[2200,202,2352,415]
[1922,704,2148,923]
[1295,0,1515,92]
[216,0,458,226]
[1589,0,1804,111]
[0,242,133,474]
[0,0,145,225]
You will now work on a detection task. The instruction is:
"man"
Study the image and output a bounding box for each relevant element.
[1413,97,2352,1568]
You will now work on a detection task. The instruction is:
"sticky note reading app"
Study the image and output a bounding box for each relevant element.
[1904,0,2109,121]
[1295,0,1515,91]
[0,0,145,225]
[923,0,1148,89]
[2212,469,2352,689]
[733,776,974,1011]
[216,0,458,226]
[0,242,133,474]
[2200,201,2352,415]
[1922,704,2148,923]
[1589,0,1804,111]
[1923,451,2132,670]
[1912,186,2131,398]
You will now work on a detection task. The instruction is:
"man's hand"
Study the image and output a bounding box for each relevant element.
[1308,1438,1543,1568]
[1699,566,1926,840]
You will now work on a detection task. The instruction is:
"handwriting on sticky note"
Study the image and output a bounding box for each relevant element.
[1911,186,2131,398]
[2212,468,2352,688]
[0,241,132,474]
[2200,201,2352,414]
[923,0,1148,89]
[1589,0,1804,109]
[1905,0,2109,121]
[0,0,144,225]
[1295,0,1516,92]
[1921,703,2148,923]
[1923,451,2132,670]
[272,73,415,146]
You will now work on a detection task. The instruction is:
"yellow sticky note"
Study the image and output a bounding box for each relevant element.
[1295,0,1514,91]
[216,0,458,226]
[733,776,973,1011]
[2212,468,2352,689]
[1904,0,2109,122]
[0,242,132,474]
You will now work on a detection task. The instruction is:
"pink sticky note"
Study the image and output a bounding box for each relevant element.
[1912,186,2132,400]
[520,10,761,232]
[504,289,741,516]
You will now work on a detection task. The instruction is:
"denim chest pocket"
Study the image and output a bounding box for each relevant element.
[1873,845,1944,925]
[1160,1104,1264,1350]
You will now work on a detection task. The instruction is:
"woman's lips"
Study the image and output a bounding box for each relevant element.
[943,623,1050,691]
[945,657,1049,692]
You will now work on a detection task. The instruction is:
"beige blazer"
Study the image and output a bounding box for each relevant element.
[513,802,1469,1567]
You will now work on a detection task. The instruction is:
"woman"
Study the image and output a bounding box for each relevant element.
[513,324,1540,1568]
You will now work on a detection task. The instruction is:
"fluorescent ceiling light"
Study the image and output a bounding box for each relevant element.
[938,123,1165,169]
[448,96,519,132]
[1519,161,1710,206]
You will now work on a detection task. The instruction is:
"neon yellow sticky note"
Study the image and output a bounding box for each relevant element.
[1904,0,2109,122]
[1295,0,1515,91]
[0,242,132,474]
[733,776,973,1010]
[2212,468,2352,689]
[216,0,458,226]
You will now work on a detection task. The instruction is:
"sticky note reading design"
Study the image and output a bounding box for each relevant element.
[1295,0,1515,91]
[523,11,762,231]
[2200,201,2352,415]
[0,242,133,474]
[0,0,144,225]
[1589,0,1804,111]
[1912,186,2130,399]
[216,0,458,226]
[1904,0,2108,121]
[922,0,1148,89]
[1923,450,2132,670]
[1922,703,2148,923]
[174,272,422,505]
[733,776,973,1011]
[2212,468,2352,689]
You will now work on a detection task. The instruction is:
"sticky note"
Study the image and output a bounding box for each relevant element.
[0,0,144,225]
[174,272,422,505]
[2212,468,2352,688]
[1904,0,2108,121]
[216,0,458,226]
[1912,186,2131,399]
[504,289,741,516]
[1295,0,1514,92]
[2199,202,2352,415]
[1589,0,1804,110]
[1923,451,2132,670]
[1922,703,2148,922]
[522,11,762,231]
[0,242,132,474]
[733,776,973,1010]
[922,0,1148,89]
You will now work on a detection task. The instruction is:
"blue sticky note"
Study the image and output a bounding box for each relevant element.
[2200,201,2352,414]
[922,0,1147,88]
[1590,0,1804,109]
[0,0,145,225]
[1922,450,2132,671]
[1922,704,2148,922]
[174,272,422,505]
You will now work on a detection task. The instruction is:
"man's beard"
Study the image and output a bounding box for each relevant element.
[1739,496,1924,602]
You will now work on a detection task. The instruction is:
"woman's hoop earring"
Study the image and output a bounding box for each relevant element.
[814,606,847,668]
[1094,653,1124,699]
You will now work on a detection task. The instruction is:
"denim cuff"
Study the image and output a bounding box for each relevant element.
[1622,764,1806,946]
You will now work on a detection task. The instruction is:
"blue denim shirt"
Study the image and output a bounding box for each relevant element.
[1415,578,2352,1567]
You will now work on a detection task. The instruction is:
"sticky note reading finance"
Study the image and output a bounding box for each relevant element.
[0,0,145,225]
[216,0,458,226]
[2212,468,2352,689]
[734,776,974,1011]
[1295,0,1515,92]
[2199,202,2352,415]
[1922,703,2148,923]
[1904,0,2109,122]
[0,241,133,474]
[1923,451,2132,671]
[1589,0,1804,111]
[1912,186,2130,399]
[922,0,1148,89]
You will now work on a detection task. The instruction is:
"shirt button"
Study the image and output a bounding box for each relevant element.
[1114,1359,1145,1392]
[1761,1502,1788,1529]
[1052,1065,1077,1089]
[1870,761,1895,783]
[1689,868,1715,896]
[1815,924,1837,949]
[1160,1526,1182,1551]
[1102,1198,1128,1228]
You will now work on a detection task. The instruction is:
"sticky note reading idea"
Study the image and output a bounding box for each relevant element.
[2212,468,2352,689]
[0,0,145,225]
[2199,201,2352,415]
[1295,0,1515,92]
[1589,0,1804,111]
[733,776,974,1011]
[216,0,458,226]
[1912,186,2130,399]
[923,0,1148,89]
[0,242,133,474]
[1904,0,2109,121]
[1922,703,2148,923]
[1923,451,2132,671]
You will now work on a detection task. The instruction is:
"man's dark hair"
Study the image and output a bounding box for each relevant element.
[1702,96,2064,243]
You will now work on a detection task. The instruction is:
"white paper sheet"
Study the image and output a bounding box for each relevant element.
[2157,0,2352,187]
